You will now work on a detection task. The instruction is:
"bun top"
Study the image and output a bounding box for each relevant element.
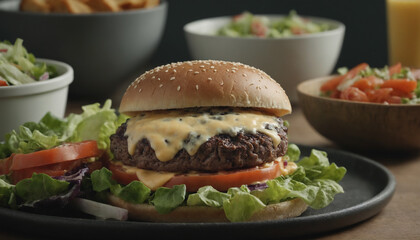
[119,60,291,117]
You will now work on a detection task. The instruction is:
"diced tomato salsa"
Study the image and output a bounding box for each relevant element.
[320,63,420,104]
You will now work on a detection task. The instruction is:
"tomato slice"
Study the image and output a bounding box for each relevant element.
[0,156,13,175]
[340,87,369,102]
[381,79,417,94]
[9,159,84,184]
[0,79,8,86]
[321,63,369,92]
[366,88,394,103]
[352,76,384,91]
[164,161,283,192]
[9,140,101,171]
[388,63,402,76]
[107,160,285,192]
[107,161,138,185]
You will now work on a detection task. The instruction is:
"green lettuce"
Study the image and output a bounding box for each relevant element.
[150,185,186,214]
[15,173,69,203]
[89,167,151,205]
[0,99,128,158]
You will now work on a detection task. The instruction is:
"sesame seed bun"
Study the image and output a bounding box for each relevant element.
[108,195,307,223]
[119,60,291,117]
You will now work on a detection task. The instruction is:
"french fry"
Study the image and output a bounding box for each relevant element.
[115,0,146,10]
[19,0,159,13]
[50,0,93,14]
[20,0,50,13]
[85,0,120,12]
[144,0,159,8]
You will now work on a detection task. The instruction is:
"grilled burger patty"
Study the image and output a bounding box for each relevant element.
[110,118,288,172]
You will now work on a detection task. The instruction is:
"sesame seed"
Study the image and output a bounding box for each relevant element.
[202,69,206,72]
[200,65,205,68]
[158,78,161,81]
[188,69,193,72]
[173,69,177,73]
[242,73,247,77]
[213,69,217,72]
[134,85,137,89]
[194,71,199,75]
[138,88,142,92]
[208,77,212,81]
[170,77,175,81]
[177,85,181,91]
[232,70,236,73]
[220,81,224,86]
[152,76,156,79]
[165,69,169,72]
[226,69,230,72]
[196,85,199,90]
[159,84,163,88]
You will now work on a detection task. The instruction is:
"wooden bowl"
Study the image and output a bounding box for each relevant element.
[297,76,420,151]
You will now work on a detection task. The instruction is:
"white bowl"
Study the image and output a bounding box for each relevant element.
[184,15,345,102]
[0,59,73,140]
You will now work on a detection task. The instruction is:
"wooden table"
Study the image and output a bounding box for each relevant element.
[1,102,419,240]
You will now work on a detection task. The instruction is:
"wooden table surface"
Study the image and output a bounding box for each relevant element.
[1,101,419,240]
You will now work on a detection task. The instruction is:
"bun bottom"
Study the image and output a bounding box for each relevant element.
[108,195,308,222]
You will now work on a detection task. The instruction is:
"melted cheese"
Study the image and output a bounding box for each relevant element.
[135,169,175,191]
[125,108,282,162]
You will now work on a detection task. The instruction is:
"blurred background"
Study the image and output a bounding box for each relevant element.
[152,0,387,70]
[0,0,389,103]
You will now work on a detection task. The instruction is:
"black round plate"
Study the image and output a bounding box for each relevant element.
[0,145,396,239]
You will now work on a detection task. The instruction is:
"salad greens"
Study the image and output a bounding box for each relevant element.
[217,10,330,38]
[0,99,129,159]
[0,38,58,86]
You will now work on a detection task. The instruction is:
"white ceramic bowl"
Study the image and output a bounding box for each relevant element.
[0,59,73,140]
[184,15,345,103]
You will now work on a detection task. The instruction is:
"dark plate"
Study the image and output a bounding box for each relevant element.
[0,145,395,239]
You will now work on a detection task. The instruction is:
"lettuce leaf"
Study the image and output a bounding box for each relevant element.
[15,173,70,203]
[150,185,186,214]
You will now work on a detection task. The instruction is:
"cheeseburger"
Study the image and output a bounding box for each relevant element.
[106,60,345,222]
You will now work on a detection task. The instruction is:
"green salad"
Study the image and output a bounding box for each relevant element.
[217,10,330,38]
[0,38,58,86]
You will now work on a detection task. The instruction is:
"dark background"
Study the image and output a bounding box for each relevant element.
[150,0,388,70]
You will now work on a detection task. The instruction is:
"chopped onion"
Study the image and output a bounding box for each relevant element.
[71,198,128,221]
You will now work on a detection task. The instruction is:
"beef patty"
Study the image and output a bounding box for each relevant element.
[110,118,288,172]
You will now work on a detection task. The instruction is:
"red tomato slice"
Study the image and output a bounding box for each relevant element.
[366,88,394,103]
[0,79,8,86]
[388,62,402,76]
[164,161,283,192]
[340,87,369,102]
[10,159,84,184]
[0,156,13,175]
[9,140,101,171]
[107,161,138,185]
[107,160,284,192]
[321,63,369,92]
[381,79,417,94]
[352,76,384,91]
